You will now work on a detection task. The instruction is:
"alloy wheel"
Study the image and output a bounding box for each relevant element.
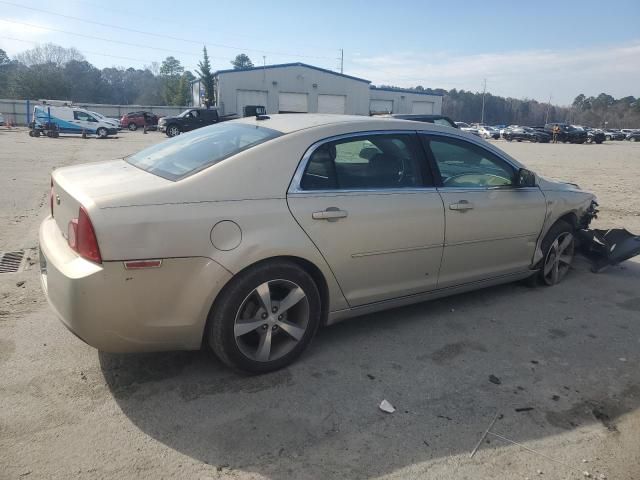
[168,126,180,137]
[542,232,575,285]
[234,279,310,362]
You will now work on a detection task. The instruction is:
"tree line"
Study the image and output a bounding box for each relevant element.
[386,85,640,128]
[0,44,252,107]
[1,43,638,127]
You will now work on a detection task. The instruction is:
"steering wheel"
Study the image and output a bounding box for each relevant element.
[443,173,510,187]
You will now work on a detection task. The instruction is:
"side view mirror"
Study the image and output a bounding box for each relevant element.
[516,168,536,187]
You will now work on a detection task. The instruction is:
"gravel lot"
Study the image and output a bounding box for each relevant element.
[1,128,639,480]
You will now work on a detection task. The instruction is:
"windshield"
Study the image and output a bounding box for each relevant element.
[126,122,282,180]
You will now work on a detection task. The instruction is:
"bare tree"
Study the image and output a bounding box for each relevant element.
[15,43,85,67]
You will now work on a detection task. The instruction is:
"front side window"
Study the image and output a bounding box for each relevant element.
[126,123,281,180]
[427,137,515,188]
[300,134,427,190]
[74,111,97,122]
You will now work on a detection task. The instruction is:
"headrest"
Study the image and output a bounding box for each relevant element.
[311,143,336,164]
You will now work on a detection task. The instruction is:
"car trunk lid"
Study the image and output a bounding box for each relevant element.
[51,159,169,237]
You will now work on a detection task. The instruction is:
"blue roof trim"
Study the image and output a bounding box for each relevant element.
[213,62,371,84]
[370,86,443,97]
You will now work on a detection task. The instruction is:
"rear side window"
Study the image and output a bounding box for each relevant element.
[300,133,428,190]
[126,123,282,180]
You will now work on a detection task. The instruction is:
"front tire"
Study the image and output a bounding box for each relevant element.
[207,260,322,374]
[538,220,575,286]
[166,125,180,137]
[128,122,138,131]
[97,127,108,139]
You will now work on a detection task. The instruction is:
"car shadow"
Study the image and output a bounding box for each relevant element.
[99,257,640,479]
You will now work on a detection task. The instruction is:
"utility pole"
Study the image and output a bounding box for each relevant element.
[480,78,487,124]
[340,49,344,74]
[262,55,266,81]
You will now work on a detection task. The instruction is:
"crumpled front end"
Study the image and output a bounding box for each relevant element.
[575,200,640,272]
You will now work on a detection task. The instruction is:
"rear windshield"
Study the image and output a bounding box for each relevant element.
[126,123,282,180]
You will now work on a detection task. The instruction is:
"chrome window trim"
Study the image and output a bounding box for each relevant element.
[288,130,433,194]
[419,131,542,192]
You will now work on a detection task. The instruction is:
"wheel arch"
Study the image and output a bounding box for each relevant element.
[201,254,332,347]
[556,211,578,229]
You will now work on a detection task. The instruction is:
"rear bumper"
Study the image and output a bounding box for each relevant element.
[39,216,232,352]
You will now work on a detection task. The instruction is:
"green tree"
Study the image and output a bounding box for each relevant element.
[63,60,105,103]
[196,46,215,107]
[174,71,195,106]
[159,56,185,105]
[230,53,254,70]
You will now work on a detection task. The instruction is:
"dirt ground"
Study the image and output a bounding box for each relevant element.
[1,128,639,480]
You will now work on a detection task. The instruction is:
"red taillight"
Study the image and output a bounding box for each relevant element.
[67,206,102,264]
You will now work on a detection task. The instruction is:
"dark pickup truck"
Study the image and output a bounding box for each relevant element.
[158,108,224,137]
[544,123,588,144]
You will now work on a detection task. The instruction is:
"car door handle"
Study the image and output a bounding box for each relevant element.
[312,207,348,221]
[449,200,474,211]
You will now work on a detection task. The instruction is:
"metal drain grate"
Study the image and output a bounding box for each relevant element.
[0,251,25,274]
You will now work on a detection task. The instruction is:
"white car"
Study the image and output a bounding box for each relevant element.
[88,111,121,130]
[40,114,603,373]
[477,126,500,139]
[455,121,481,136]
[0,112,4,126]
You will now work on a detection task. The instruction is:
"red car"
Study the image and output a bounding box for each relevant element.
[119,111,161,131]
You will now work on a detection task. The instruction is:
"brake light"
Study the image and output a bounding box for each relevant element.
[67,206,102,264]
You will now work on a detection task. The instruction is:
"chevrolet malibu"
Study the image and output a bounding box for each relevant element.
[40,114,597,373]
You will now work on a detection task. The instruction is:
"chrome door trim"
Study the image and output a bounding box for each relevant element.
[351,243,443,258]
[288,129,432,194]
[288,187,440,197]
[444,232,538,247]
[436,186,541,194]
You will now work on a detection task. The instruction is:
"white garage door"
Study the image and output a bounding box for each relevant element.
[237,90,268,116]
[317,94,346,114]
[370,99,393,114]
[279,92,308,113]
[411,101,435,114]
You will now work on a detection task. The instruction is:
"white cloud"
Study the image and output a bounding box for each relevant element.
[349,42,640,104]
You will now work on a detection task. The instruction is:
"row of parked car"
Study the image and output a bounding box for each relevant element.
[456,121,640,144]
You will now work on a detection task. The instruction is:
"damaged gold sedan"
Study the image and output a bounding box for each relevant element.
[38,114,640,373]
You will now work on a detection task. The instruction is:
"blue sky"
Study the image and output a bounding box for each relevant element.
[1,0,639,104]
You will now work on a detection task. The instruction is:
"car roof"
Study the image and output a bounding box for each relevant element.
[232,113,460,135]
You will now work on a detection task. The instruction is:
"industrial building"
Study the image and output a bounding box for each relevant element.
[191,62,442,116]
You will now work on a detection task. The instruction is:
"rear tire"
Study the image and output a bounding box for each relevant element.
[207,260,321,374]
